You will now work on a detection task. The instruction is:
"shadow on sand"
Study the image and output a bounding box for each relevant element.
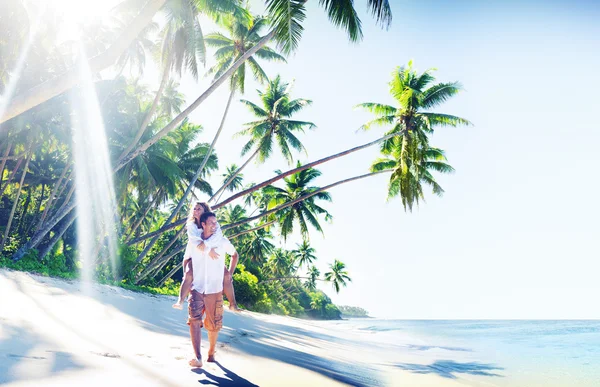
[193,360,259,386]
[393,360,504,379]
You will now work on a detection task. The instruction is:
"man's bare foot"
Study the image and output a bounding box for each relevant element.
[207,352,216,363]
[229,304,241,313]
[172,301,183,310]
[189,357,203,368]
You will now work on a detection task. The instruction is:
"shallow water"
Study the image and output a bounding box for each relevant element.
[327,319,600,386]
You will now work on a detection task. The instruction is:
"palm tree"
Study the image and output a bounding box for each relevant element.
[324,259,351,293]
[159,79,185,118]
[305,265,320,291]
[237,76,314,165]
[356,61,471,210]
[264,164,331,240]
[238,227,275,265]
[221,164,244,192]
[219,204,249,237]
[293,240,317,269]
[118,0,212,161]
[371,146,454,211]
[267,248,296,277]
[206,14,285,95]
[1,0,392,125]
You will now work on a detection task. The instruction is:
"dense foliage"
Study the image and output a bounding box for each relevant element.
[0,0,468,320]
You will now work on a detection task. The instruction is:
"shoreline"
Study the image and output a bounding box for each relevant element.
[0,268,490,386]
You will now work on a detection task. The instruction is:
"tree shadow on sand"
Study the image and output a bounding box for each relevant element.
[393,360,504,379]
[192,361,259,386]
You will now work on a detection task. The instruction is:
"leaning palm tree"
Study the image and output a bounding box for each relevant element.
[119,0,236,161]
[356,61,471,167]
[1,0,392,125]
[356,61,470,209]
[324,259,352,293]
[264,164,331,240]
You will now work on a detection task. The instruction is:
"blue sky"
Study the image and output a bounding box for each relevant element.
[101,0,600,318]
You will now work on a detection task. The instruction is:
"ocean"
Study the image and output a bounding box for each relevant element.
[326,319,600,386]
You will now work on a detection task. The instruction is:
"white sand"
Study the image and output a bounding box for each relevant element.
[0,269,475,386]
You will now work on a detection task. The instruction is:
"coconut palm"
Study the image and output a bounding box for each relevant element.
[1,0,392,125]
[305,265,320,291]
[356,61,470,210]
[221,164,244,192]
[324,259,351,293]
[159,79,185,118]
[264,164,331,240]
[238,227,275,265]
[237,76,314,166]
[293,240,317,269]
[370,146,454,211]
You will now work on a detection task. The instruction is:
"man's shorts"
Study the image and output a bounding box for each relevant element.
[187,290,223,332]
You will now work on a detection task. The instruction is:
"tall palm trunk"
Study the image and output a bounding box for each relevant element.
[209,146,261,203]
[119,57,171,161]
[1,142,34,251]
[125,191,162,242]
[214,131,403,210]
[36,162,72,232]
[221,170,393,232]
[134,225,186,282]
[156,245,186,286]
[12,200,76,262]
[0,142,12,193]
[0,156,23,198]
[37,211,77,260]
[133,86,237,266]
[228,220,275,239]
[17,186,33,234]
[115,29,276,171]
[128,130,405,247]
[0,0,168,124]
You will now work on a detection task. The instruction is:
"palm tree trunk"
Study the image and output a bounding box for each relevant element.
[0,0,167,124]
[132,86,237,266]
[17,186,33,234]
[0,141,12,193]
[126,217,186,246]
[214,131,403,210]
[125,191,162,242]
[119,57,171,161]
[134,225,186,283]
[156,252,185,287]
[258,276,328,285]
[36,162,72,232]
[147,244,186,286]
[0,156,23,198]
[115,29,276,171]
[12,200,76,262]
[221,170,393,232]
[37,211,77,260]
[127,131,404,247]
[209,146,260,204]
[227,221,275,240]
[1,142,34,251]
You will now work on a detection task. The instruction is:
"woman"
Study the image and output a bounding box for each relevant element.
[172,202,240,311]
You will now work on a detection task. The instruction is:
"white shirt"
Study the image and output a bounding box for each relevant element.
[183,220,224,261]
[187,223,236,294]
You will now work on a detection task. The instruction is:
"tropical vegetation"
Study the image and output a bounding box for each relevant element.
[0,0,469,320]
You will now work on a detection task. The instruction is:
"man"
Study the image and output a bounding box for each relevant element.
[187,211,239,368]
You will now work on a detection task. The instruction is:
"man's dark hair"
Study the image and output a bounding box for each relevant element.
[200,211,216,226]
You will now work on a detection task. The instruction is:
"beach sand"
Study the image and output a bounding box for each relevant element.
[0,269,480,386]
